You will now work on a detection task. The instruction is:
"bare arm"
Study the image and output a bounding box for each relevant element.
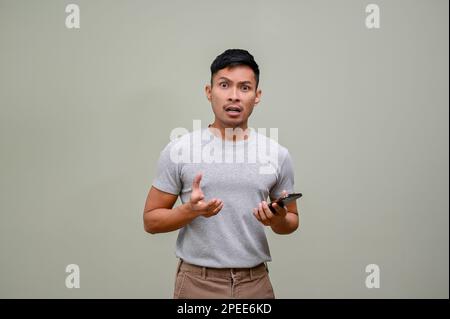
[143,173,224,234]
[143,187,194,234]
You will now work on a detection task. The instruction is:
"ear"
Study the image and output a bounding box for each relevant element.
[254,89,262,105]
[205,84,212,102]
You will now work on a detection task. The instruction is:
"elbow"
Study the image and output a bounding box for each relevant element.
[293,217,300,232]
[292,212,300,232]
[294,217,300,231]
[144,224,159,235]
[143,211,159,234]
[144,224,157,234]
[273,217,299,235]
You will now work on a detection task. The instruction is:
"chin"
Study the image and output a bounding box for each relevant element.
[223,120,245,128]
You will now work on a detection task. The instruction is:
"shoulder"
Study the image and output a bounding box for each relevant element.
[253,129,291,159]
[161,129,199,152]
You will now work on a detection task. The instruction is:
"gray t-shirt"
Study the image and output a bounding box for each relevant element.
[152,127,295,268]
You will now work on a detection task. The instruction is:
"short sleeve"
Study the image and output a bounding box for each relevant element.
[152,141,182,195]
[269,150,295,199]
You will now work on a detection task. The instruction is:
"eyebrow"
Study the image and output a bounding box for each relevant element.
[217,77,253,85]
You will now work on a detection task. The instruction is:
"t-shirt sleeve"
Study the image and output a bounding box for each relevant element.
[269,150,295,199]
[152,142,182,195]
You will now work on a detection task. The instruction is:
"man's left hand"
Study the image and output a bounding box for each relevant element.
[253,191,288,226]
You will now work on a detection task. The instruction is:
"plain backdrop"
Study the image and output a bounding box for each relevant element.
[0,0,448,298]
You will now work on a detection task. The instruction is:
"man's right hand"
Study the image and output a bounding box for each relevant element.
[189,173,224,217]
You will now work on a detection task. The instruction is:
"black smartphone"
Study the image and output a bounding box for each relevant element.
[268,193,302,214]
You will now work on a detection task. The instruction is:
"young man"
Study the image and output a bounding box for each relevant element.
[143,49,299,299]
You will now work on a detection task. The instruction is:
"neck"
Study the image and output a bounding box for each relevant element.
[208,121,250,142]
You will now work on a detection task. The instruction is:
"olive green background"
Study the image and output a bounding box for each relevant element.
[0,0,448,298]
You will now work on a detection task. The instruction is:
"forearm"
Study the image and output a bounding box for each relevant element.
[270,212,299,235]
[144,202,198,234]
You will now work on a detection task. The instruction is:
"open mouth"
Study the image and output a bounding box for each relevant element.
[224,105,242,116]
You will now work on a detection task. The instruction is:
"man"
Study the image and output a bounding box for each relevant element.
[143,49,299,299]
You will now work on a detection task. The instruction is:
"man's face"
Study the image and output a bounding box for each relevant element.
[205,65,261,129]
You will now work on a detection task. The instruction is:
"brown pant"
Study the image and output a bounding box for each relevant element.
[173,259,275,299]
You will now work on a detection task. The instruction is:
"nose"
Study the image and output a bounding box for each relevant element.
[228,87,240,102]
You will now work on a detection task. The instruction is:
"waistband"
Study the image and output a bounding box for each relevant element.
[177,259,269,280]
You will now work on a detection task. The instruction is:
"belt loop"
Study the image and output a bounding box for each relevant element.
[250,267,253,281]
[201,266,206,279]
[176,258,183,274]
[264,262,269,273]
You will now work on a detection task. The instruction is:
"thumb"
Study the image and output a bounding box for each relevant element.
[191,173,205,202]
[192,173,203,191]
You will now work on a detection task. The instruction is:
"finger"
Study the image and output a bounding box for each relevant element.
[272,202,287,215]
[212,200,223,211]
[212,202,224,215]
[207,198,221,210]
[253,208,265,224]
[253,208,261,222]
[207,201,223,216]
[261,201,275,220]
[190,174,205,203]
[192,173,203,191]
[257,203,269,225]
[205,199,215,210]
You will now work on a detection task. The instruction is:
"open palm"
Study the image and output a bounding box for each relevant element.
[189,173,223,217]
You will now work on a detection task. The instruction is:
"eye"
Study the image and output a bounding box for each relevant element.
[241,85,250,91]
[219,82,228,88]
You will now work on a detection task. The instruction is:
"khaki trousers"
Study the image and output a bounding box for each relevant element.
[173,259,275,299]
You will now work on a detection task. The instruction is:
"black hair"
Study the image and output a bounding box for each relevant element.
[210,49,260,89]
